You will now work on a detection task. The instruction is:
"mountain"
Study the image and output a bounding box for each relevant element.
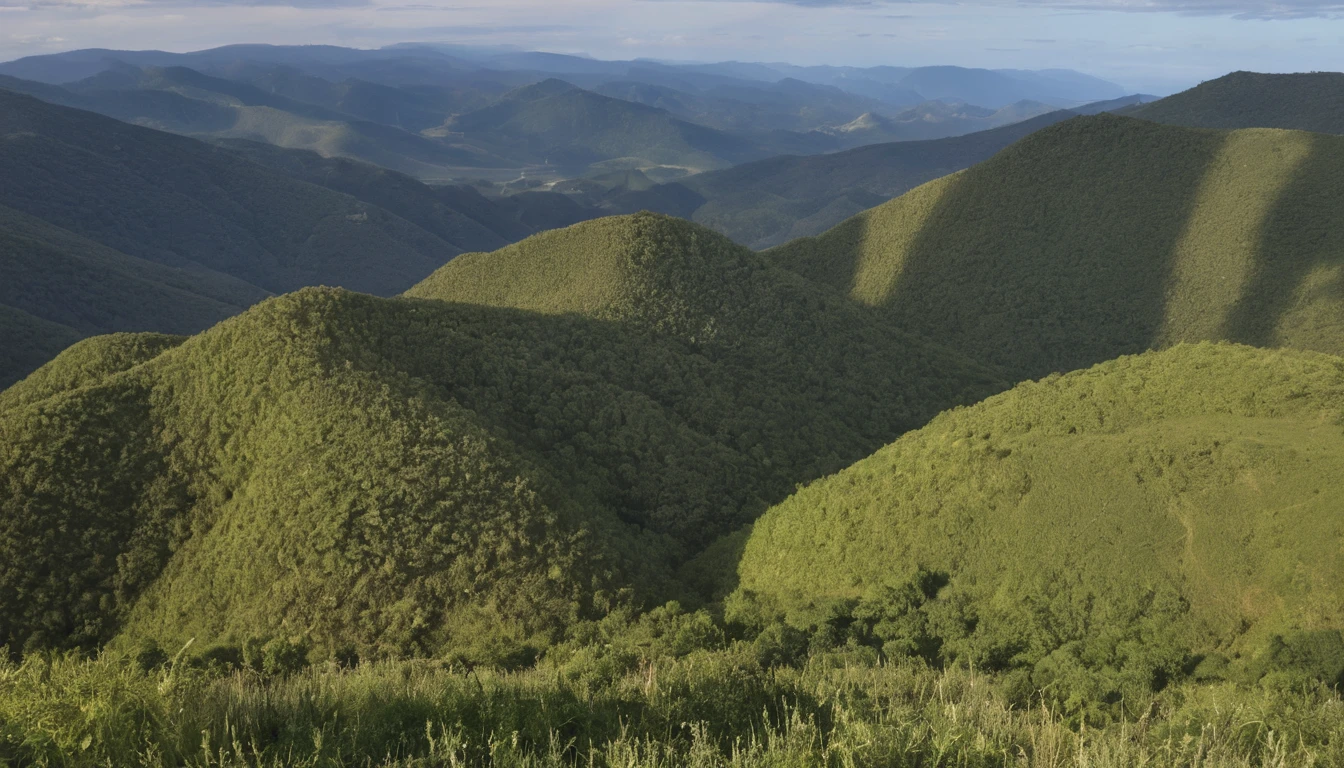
[771,114,1344,380]
[607,110,1077,249]
[593,78,892,134]
[0,213,1000,660]
[0,87,609,383]
[0,67,504,177]
[732,342,1344,699]
[0,204,267,384]
[821,100,1058,147]
[0,305,85,390]
[1124,71,1344,134]
[439,79,834,174]
[0,88,460,295]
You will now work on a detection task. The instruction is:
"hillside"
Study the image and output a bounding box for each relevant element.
[0,305,84,389]
[0,88,466,296]
[441,79,834,174]
[618,110,1074,249]
[772,114,1344,379]
[0,214,1000,661]
[1,68,501,177]
[1125,71,1344,134]
[0,204,270,385]
[733,343,1344,699]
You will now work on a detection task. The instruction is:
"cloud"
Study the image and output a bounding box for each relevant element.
[652,0,1344,19]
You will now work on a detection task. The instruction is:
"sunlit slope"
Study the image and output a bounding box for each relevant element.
[408,212,1004,482]
[0,265,997,657]
[0,290,662,658]
[736,343,1344,669]
[1126,71,1344,134]
[773,115,1344,380]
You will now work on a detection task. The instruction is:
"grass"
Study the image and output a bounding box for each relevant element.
[2,646,1343,767]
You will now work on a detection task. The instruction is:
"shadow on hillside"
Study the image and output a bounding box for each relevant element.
[849,118,1344,381]
[1222,132,1344,351]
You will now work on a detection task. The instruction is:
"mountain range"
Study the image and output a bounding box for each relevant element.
[5,64,1344,715]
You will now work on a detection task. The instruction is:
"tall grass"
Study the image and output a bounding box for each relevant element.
[2,648,1340,767]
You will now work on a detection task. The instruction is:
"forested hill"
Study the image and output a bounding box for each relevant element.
[771,114,1344,381]
[1123,71,1344,134]
[665,110,1078,248]
[0,213,1000,661]
[0,87,602,385]
[733,342,1344,709]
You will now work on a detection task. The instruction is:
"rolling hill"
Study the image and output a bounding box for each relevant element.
[663,110,1077,248]
[733,342,1344,698]
[0,213,1000,661]
[439,79,835,174]
[1124,71,1344,134]
[0,87,606,383]
[772,114,1344,380]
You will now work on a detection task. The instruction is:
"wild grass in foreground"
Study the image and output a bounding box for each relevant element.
[2,644,1341,767]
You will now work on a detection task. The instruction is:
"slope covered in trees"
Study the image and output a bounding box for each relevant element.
[1125,71,1344,134]
[666,110,1076,248]
[772,114,1344,380]
[734,342,1344,705]
[0,204,268,385]
[0,213,1000,662]
[0,88,463,296]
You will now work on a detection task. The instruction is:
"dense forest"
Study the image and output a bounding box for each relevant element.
[5,66,1344,767]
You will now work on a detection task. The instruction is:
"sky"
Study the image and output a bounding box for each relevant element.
[1,0,1343,94]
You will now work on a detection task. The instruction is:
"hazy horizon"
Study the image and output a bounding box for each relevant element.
[4,0,1344,95]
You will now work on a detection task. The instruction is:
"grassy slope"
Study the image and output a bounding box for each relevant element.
[1125,71,1344,134]
[0,89,458,296]
[772,115,1344,381]
[0,216,1000,658]
[678,110,1075,248]
[737,342,1344,666]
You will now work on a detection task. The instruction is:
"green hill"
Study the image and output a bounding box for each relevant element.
[0,88,463,297]
[671,110,1076,248]
[0,214,999,660]
[1125,71,1344,134]
[0,305,84,389]
[0,204,269,385]
[772,114,1344,381]
[733,343,1344,696]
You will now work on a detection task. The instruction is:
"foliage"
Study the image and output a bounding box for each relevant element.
[0,304,83,389]
[0,212,998,657]
[734,342,1344,715]
[1126,71,1344,134]
[2,645,1344,766]
[772,114,1344,380]
[0,88,458,297]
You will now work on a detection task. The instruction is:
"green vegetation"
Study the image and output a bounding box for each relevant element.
[734,343,1344,714]
[673,111,1074,248]
[0,214,999,662]
[773,114,1344,380]
[443,80,761,173]
[0,204,261,384]
[0,88,460,297]
[4,641,1344,767]
[0,304,83,389]
[1125,71,1344,134]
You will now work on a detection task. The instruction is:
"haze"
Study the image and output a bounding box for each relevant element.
[4,0,1344,94]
